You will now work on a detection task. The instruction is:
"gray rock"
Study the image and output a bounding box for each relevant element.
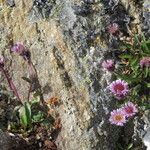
[0,130,30,150]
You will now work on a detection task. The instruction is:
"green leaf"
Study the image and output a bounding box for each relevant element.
[132,84,141,96]
[32,111,44,123]
[116,73,141,84]
[21,77,31,83]
[33,90,42,97]
[14,105,22,111]
[146,83,150,88]
[124,43,132,49]
[30,96,40,105]
[143,40,150,47]
[19,102,32,128]
[19,106,27,128]
[127,143,133,150]
[130,57,139,67]
[144,67,150,78]
[141,103,150,109]
[119,54,132,59]
[134,34,140,46]
[132,66,140,76]
[141,33,146,41]
[141,38,150,54]
[133,84,141,92]
[25,102,32,122]
[120,46,128,50]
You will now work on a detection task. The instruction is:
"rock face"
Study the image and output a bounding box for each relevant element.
[0,0,149,149]
[0,130,31,150]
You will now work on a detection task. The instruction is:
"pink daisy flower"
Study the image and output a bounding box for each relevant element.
[122,102,138,117]
[107,23,119,35]
[11,43,25,55]
[109,109,126,126]
[109,79,129,99]
[102,59,115,71]
[140,57,150,68]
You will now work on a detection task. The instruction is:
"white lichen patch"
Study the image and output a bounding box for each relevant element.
[143,129,150,150]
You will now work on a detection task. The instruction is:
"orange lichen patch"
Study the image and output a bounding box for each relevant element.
[48,109,55,115]
[44,140,57,150]
[54,117,62,130]
[45,97,59,106]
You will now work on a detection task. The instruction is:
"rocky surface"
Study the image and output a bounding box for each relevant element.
[0,130,31,150]
[0,0,149,149]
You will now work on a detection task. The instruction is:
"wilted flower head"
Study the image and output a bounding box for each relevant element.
[11,43,25,55]
[0,56,4,68]
[11,43,30,61]
[140,57,150,68]
[102,59,115,71]
[122,102,138,117]
[109,109,126,126]
[21,50,31,61]
[109,79,129,99]
[107,23,119,35]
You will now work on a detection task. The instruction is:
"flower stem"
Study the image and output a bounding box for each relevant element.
[27,60,37,101]
[28,60,36,79]
[1,67,23,104]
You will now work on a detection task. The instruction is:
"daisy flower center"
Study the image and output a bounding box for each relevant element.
[114,83,124,92]
[115,114,123,121]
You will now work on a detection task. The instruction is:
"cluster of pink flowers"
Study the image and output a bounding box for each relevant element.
[102,41,149,126]
[107,79,138,126]
[101,59,139,126]
[109,102,138,126]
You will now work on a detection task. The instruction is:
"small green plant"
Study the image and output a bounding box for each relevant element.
[0,41,60,149]
[0,43,55,133]
[18,97,44,130]
[102,34,150,149]
[19,102,32,129]
[103,35,150,126]
[117,34,150,105]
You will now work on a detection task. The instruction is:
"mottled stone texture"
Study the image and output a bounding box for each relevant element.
[0,0,149,149]
[0,130,31,150]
